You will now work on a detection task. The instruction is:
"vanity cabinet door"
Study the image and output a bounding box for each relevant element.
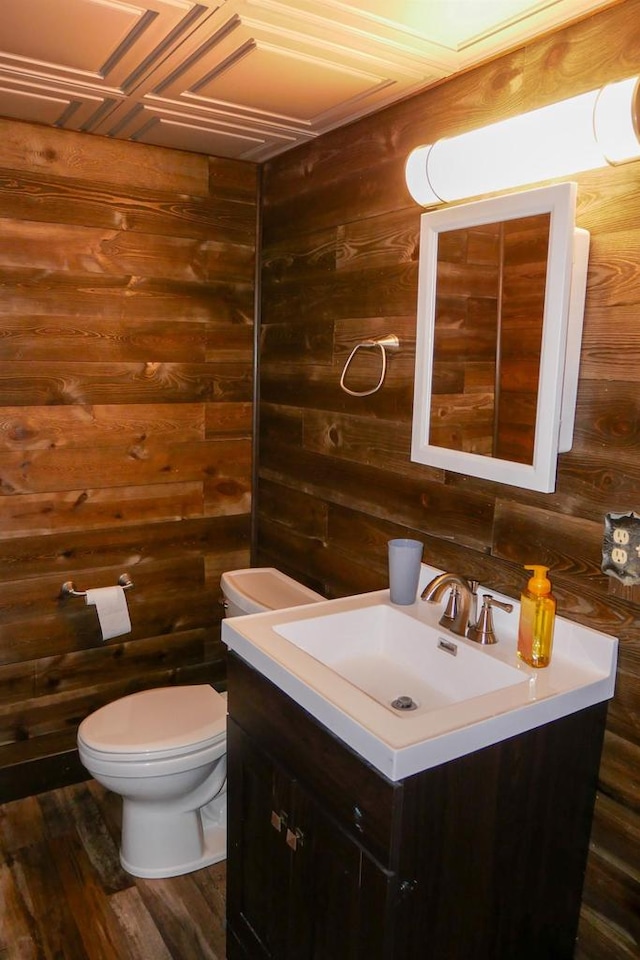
[227,717,392,960]
[227,717,292,959]
[289,783,392,960]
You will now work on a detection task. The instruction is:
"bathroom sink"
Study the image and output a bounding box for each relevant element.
[222,564,618,781]
[273,605,527,717]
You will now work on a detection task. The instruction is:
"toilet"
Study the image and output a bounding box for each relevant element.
[77,567,323,879]
[220,565,324,617]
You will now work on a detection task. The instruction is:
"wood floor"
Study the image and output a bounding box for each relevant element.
[0,780,227,960]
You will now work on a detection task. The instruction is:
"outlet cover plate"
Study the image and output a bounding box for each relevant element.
[602,512,640,585]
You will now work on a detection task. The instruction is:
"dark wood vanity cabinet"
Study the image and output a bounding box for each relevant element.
[226,718,392,960]
[226,652,608,960]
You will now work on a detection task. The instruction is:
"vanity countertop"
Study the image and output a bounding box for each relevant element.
[222,564,617,781]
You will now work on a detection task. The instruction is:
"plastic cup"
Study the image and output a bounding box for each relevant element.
[388,539,423,605]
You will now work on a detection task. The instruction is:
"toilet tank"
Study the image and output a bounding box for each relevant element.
[221,567,324,617]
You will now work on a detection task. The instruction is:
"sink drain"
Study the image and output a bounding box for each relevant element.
[391,695,418,711]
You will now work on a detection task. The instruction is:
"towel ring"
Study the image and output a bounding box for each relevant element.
[339,334,400,397]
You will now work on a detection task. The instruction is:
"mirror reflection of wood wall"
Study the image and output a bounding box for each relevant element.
[429,213,550,465]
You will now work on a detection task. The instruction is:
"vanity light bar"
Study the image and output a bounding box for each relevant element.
[405,75,640,206]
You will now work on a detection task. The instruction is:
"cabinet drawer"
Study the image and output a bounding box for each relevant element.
[227,653,402,867]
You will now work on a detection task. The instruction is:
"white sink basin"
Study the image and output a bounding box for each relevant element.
[274,605,527,717]
[222,564,618,781]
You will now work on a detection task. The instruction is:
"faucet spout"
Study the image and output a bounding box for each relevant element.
[421,573,473,637]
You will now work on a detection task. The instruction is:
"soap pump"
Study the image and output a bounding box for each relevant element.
[517,565,556,668]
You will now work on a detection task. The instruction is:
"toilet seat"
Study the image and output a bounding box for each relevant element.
[78,685,227,760]
[77,732,227,778]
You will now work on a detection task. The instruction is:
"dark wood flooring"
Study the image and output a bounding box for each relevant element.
[0,780,226,960]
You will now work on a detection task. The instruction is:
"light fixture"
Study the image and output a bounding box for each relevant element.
[405,76,640,206]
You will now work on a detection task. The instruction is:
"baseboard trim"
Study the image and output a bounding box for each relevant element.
[0,748,91,804]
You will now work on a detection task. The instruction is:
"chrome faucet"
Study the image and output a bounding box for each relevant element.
[421,573,474,637]
[422,573,513,643]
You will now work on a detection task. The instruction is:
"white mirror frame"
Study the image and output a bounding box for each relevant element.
[411,183,590,493]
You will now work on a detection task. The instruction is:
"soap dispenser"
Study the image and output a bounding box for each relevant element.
[517,565,556,668]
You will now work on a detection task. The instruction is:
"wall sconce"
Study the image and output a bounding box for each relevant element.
[405,75,640,206]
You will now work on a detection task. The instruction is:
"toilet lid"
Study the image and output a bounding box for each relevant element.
[78,685,226,754]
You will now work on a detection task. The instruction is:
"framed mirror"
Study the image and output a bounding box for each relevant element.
[410,183,589,493]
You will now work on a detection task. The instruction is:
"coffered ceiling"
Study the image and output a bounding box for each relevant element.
[0,0,619,161]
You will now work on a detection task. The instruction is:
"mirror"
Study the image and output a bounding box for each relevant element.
[411,183,589,493]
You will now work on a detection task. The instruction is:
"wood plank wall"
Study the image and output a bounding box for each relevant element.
[431,223,500,457]
[258,2,640,957]
[496,215,549,463]
[0,121,257,801]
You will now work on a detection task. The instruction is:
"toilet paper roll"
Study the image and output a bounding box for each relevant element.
[85,585,132,641]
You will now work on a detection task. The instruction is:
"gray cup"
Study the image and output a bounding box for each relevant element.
[388,538,423,605]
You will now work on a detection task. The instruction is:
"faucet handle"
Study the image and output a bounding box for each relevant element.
[439,584,461,629]
[466,594,514,645]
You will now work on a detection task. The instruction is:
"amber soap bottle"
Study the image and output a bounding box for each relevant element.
[517,565,556,668]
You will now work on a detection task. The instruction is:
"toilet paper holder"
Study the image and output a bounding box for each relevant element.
[61,573,134,598]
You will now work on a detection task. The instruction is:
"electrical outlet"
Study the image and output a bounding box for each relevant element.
[602,512,640,585]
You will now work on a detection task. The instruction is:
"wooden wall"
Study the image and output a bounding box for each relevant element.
[496,214,548,463]
[431,223,501,457]
[0,121,257,800]
[258,2,640,957]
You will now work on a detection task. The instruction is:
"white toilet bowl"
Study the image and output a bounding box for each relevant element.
[77,684,227,879]
[77,567,324,879]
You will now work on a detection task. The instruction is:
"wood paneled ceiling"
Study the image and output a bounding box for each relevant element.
[0,0,620,161]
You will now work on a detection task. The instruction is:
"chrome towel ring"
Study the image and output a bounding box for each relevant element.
[339,334,400,397]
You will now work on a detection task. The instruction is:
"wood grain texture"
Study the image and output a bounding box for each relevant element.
[258,2,640,957]
[0,120,212,196]
[0,781,226,959]
[0,124,257,797]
